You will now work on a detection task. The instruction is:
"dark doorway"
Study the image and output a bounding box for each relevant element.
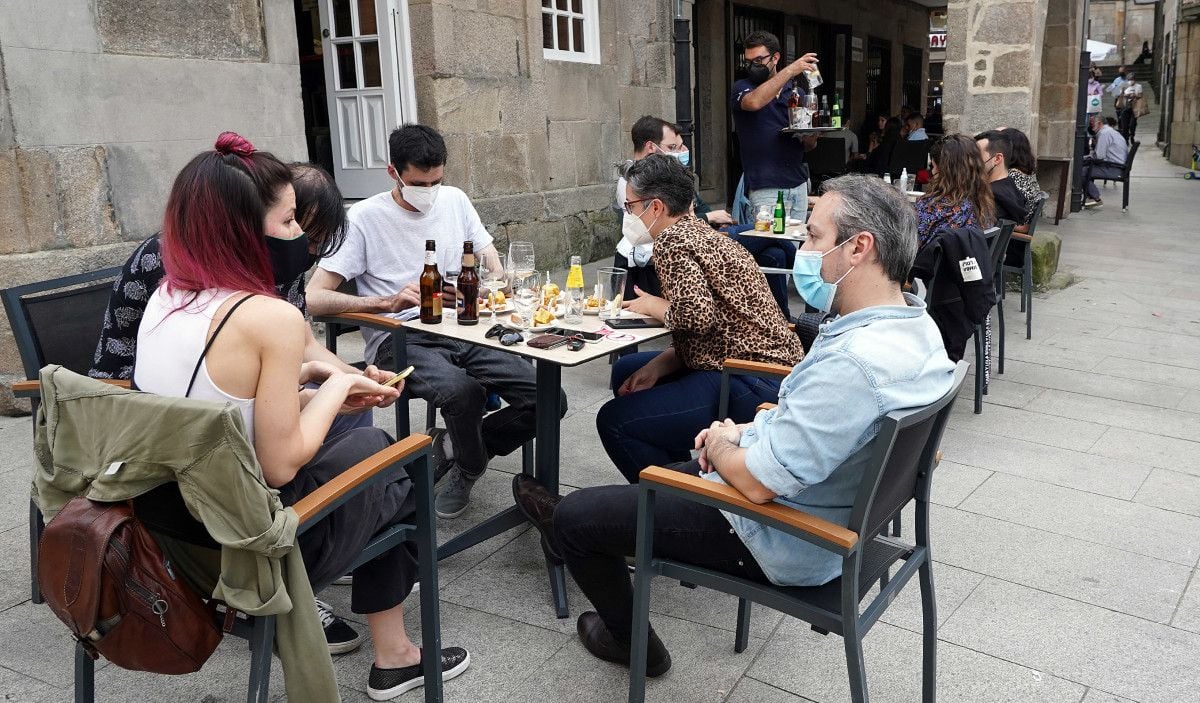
[294,0,334,174]
[901,45,924,115]
[865,36,892,120]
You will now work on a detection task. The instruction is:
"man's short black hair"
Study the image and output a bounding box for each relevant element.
[906,113,925,128]
[631,116,679,152]
[389,124,447,174]
[1105,115,1118,127]
[742,31,781,57]
[975,129,1013,162]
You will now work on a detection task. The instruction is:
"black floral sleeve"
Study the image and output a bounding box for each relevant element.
[89,234,308,379]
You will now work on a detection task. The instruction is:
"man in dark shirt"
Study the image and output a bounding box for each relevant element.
[976,130,1029,224]
[732,31,820,221]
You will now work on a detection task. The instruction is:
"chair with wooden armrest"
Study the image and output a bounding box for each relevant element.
[628,362,968,703]
[63,416,445,703]
[2,267,123,604]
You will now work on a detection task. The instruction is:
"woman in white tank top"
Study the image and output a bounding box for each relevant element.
[137,132,469,699]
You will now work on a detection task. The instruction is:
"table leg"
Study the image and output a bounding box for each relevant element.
[535,361,570,618]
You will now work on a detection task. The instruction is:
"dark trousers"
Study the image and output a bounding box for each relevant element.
[279,427,418,615]
[553,460,768,641]
[377,333,567,477]
[596,351,781,483]
[1119,107,1138,143]
[726,226,796,318]
[613,252,662,299]
[1082,160,1124,200]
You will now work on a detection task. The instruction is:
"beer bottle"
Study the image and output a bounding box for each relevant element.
[831,94,842,129]
[820,96,829,128]
[419,239,442,324]
[457,242,479,325]
[772,190,786,234]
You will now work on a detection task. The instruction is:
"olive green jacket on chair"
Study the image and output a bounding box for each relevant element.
[32,365,338,702]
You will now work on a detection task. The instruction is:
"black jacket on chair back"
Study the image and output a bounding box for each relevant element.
[911,226,998,361]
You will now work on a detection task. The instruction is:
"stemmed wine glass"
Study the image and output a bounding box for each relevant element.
[481,253,509,322]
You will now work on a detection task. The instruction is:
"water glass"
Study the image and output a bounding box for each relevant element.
[596,267,628,320]
[443,270,460,321]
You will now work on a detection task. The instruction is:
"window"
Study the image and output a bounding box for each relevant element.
[541,0,600,64]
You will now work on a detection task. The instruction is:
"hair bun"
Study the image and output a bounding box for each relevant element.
[215,131,256,157]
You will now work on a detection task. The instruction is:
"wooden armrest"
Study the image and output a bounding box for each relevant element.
[639,466,858,550]
[757,402,777,413]
[293,434,432,524]
[1011,232,1032,242]
[11,378,130,397]
[723,359,793,377]
[313,312,405,331]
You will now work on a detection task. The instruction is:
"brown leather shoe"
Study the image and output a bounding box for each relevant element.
[512,474,564,560]
[576,611,672,677]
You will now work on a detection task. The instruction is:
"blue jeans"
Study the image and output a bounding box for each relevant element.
[725,223,796,317]
[748,185,809,222]
[596,351,782,483]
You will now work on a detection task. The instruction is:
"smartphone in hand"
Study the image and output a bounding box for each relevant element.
[381,366,415,387]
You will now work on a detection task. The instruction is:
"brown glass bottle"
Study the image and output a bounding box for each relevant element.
[457,242,480,325]
[419,239,442,324]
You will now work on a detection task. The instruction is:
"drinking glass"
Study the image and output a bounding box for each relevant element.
[443,269,460,321]
[482,253,509,322]
[803,94,817,128]
[597,267,628,320]
[508,241,536,282]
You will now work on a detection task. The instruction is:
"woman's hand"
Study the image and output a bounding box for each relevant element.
[329,371,401,409]
[618,363,661,396]
[621,285,670,321]
[360,365,402,407]
[299,360,342,386]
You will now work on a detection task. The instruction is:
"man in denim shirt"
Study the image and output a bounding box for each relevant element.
[513,175,955,676]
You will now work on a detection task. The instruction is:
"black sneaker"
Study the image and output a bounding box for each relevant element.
[315,598,365,655]
[426,427,456,484]
[367,647,471,700]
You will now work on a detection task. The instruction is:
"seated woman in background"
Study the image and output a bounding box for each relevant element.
[998,127,1042,227]
[914,134,997,247]
[133,133,469,700]
[853,116,902,177]
[595,154,803,483]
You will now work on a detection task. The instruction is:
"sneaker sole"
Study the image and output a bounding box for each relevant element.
[328,632,367,656]
[434,503,470,519]
[367,652,471,701]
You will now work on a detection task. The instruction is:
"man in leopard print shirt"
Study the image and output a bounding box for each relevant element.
[596,154,803,482]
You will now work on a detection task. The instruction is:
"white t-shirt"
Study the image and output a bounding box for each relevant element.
[320,186,493,362]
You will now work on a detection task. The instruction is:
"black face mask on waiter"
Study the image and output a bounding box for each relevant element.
[265,232,311,286]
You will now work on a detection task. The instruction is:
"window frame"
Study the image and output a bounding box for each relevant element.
[541,0,601,65]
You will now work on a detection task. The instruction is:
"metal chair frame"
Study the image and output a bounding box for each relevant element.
[1001,195,1047,345]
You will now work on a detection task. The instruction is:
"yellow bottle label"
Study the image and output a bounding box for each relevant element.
[566,265,584,288]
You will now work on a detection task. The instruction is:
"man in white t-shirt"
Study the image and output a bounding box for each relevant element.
[308,124,566,519]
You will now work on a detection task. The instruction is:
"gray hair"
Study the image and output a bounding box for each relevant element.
[820,175,919,283]
[624,154,694,216]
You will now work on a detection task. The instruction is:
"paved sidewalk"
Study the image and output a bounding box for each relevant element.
[1,152,1198,702]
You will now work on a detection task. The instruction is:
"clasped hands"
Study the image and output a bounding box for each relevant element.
[694,419,744,474]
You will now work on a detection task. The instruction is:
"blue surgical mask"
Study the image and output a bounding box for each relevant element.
[656,144,690,167]
[791,238,854,313]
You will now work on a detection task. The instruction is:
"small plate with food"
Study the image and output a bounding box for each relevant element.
[582,295,607,315]
[503,307,558,332]
[479,292,513,314]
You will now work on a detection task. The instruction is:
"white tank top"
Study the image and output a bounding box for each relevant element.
[135,286,257,443]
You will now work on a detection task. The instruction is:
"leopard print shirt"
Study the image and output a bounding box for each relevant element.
[654,215,803,371]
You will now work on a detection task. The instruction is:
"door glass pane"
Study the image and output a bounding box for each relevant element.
[361,40,381,87]
[557,15,569,50]
[336,42,357,89]
[357,0,377,35]
[542,0,551,6]
[333,0,353,37]
[556,0,567,10]
[571,0,582,12]
[542,12,554,49]
[573,18,584,53]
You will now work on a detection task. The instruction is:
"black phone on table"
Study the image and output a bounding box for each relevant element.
[605,317,664,329]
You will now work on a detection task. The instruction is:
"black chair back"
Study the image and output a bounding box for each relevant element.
[2,269,122,378]
[888,139,930,179]
[806,137,848,178]
[988,220,1016,277]
[851,363,969,540]
[1122,140,1140,179]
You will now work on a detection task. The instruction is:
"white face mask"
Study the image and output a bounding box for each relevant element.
[622,202,661,252]
[399,178,440,213]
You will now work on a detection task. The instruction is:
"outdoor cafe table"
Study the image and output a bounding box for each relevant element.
[740,223,807,243]
[418,311,672,617]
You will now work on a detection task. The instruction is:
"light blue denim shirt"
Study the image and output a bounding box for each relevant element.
[703,293,955,586]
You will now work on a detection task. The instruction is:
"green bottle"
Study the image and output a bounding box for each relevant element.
[772,190,785,234]
[831,95,842,129]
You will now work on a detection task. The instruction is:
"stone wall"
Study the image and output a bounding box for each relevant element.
[1088,0,1156,66]
[406,0,676,266]
[1169,11,1200,167]
[0,0,307,413]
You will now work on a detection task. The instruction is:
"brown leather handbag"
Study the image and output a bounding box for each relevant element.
[37,497,222,674]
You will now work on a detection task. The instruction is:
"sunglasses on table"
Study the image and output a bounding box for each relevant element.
[485,324,523,346]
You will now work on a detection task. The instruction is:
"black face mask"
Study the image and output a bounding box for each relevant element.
[265,232,311,286]
[747,63,771,85]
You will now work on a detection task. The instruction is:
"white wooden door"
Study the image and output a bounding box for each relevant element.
[318,0,418,198]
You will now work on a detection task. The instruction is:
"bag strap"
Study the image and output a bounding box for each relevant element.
[185,294,256,397]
